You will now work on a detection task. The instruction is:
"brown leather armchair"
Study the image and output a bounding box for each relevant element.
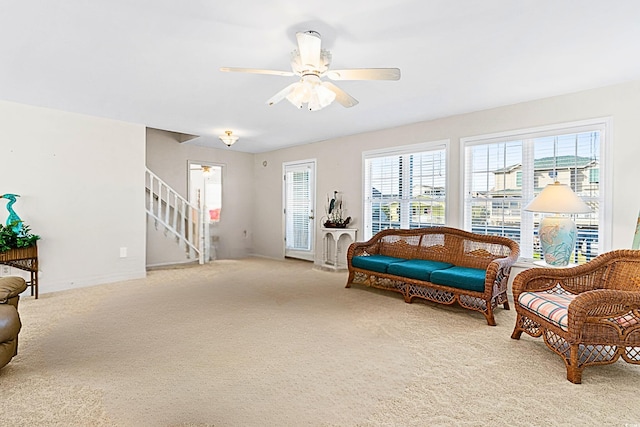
[0,276,27,369]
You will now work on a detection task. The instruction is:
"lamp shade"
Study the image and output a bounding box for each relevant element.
[524,182,591,214]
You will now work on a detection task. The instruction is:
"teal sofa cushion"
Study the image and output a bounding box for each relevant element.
[351,255,407,274]
[430,266,487,292]
[387,259,454,281]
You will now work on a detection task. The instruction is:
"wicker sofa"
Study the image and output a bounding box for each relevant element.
[346,227,520,325]
[511,249,640,383]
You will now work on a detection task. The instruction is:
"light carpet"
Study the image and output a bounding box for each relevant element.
[1,257,639,426]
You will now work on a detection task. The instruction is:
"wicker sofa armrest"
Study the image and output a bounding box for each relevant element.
[347,230,404,260]
[567,289,640,336]
[489,242,520,272]
[486,255,519,294]
[347,240,381,260]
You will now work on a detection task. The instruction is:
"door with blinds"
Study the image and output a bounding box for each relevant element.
[284,160,316,261]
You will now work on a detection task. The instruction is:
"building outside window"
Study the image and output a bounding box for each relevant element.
[463,120,607,264]
[363,142,448,240]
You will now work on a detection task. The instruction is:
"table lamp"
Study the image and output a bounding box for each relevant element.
[524,181,591,266]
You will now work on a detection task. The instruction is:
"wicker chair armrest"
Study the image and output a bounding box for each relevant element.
[567,289,640,337]
[512,269,563,298]
[511,260,612,299]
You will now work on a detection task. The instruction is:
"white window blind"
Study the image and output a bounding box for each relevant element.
[463,123,604,264]
[285,168,311,250]
[364,143,447,240]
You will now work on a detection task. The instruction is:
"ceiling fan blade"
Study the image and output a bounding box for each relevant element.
[220,67,294,77]
[321,82,359,108]
[296,31,322,69]
[327,68,401,81]
[266,83,298,106]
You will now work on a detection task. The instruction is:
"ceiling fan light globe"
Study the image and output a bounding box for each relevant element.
[285,97,303,109]
[287,81,312,105]
[306,85,335,111]
[302,85,313,103]
[316,84,336,107]
[285,89,304,108]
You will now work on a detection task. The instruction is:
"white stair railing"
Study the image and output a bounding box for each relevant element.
[145,168,205,264]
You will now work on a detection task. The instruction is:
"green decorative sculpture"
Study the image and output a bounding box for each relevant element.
[1,194,22,233]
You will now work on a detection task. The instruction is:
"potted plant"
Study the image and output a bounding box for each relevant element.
[0,221,39,257]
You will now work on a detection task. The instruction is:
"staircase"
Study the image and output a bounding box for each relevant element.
[145,168,208,264]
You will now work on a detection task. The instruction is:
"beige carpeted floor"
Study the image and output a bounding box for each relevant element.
[1,257,639,426]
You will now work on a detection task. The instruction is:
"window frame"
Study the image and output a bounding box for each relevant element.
[459,118,612,265]
[362,140,450,240]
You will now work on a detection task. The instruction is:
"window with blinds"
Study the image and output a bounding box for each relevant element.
[285,168,312,251]
[463,122,605,264]
[364,142,447,240]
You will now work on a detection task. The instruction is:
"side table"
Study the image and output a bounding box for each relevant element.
[0,244,39,299]
[321,228,357,271]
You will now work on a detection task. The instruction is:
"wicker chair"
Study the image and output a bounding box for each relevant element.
[511,250,640,383]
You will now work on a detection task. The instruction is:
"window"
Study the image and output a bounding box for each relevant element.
[463,120,607,264]
[363,141,448,239]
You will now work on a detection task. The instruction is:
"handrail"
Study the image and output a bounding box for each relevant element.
[145,168,205,264]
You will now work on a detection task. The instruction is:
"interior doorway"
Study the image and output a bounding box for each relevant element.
[189,162,223,261]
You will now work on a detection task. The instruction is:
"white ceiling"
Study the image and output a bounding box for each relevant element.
[1,1,639,153]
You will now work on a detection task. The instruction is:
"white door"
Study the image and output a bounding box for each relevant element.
[284,160,316,261]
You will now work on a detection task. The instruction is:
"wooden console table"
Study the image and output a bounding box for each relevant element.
[0,244,38,299]
[321,228,357,271]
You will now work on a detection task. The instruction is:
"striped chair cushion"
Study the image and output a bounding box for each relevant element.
[518,291,577,331]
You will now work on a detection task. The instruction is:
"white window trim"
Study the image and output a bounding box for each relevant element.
[362,140,450,238]
[459,118,612,264]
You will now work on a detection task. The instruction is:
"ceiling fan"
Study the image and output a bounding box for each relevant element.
[220,30,401,111]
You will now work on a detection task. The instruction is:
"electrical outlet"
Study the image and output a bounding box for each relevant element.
[1,266,10,275]
[119,247,127,258]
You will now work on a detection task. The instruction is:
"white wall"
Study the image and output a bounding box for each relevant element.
[145,128,254,262]
[3,79,638,294]
[0,100,146,293]
[251,80,640,265]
